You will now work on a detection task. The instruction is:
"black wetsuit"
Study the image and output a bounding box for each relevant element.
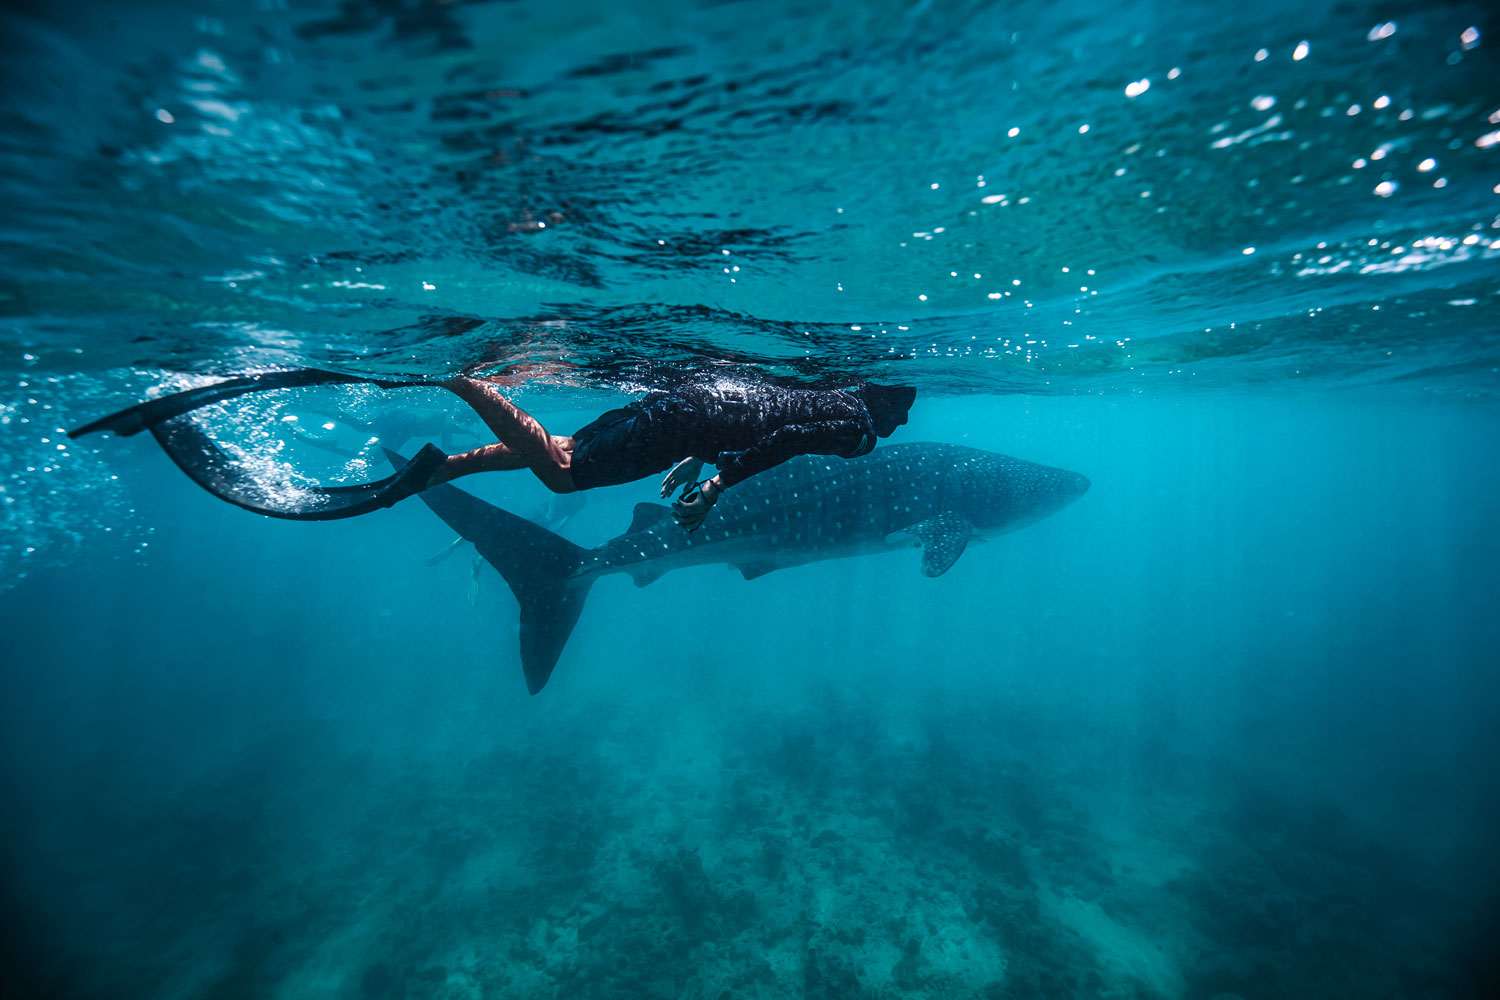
[569,384,878,490]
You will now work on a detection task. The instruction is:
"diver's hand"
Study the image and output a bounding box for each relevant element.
[672,477,722,532]
[661,457,705,498]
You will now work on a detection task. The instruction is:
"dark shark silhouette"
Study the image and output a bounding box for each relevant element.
[396,442,1090,694]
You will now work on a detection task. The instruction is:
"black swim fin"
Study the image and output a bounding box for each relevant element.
[391,449,593,694]
[149,416,447,520]
[68,368,442,520]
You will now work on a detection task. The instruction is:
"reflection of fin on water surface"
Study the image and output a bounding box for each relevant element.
[70,369,448,520]
[68,368,420,438]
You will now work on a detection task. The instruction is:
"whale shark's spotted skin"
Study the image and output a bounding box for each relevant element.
[584,442,1091,584]
[409,441,1090,693]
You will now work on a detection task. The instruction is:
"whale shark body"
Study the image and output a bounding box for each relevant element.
[403,442,1090,694]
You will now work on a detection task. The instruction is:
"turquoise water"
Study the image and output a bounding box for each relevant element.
[2,1,1499,998]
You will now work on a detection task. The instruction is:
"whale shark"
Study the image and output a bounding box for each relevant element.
[398,442,1090,694]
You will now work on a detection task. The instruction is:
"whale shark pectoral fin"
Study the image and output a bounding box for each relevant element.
[735,561,777,581]
[628,563,669,588]
[895,514,974,577]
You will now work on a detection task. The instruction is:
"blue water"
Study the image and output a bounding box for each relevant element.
[3,1,1500,998]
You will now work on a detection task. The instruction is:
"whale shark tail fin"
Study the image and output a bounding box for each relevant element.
[389,450,592,695]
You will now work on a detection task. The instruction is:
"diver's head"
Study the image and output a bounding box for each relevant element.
[859,383,916,437]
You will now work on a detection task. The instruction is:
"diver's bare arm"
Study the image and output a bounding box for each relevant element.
[715,420,857,488]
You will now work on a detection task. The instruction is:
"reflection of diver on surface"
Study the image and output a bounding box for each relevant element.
[69,366,915,527]
[292,405,475,454]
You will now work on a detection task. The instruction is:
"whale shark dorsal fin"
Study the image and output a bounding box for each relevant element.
[628,502,673,534]
[898,514,973,577]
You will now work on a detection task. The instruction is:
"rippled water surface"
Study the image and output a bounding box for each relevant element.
[2,2,1499,999]
[4,0,1498,384]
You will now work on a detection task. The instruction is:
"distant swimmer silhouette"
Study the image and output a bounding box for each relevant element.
[69,368,915,529]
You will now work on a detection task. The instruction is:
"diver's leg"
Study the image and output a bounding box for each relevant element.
[440,378,577,492]
[428,437,574,486]
[427,442,526,485]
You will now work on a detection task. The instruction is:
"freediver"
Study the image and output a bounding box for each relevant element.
[428,377,915,530]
